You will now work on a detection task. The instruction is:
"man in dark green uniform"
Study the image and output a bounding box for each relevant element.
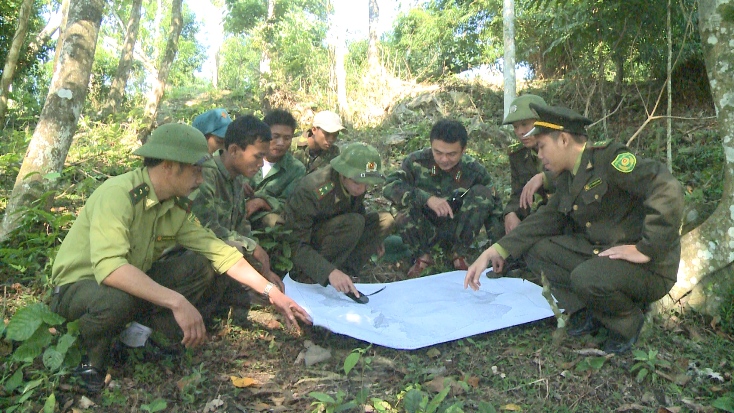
[293,110,344,174]
[245,109,306,229]
[50,124,311,392]
[284,143,394,297]
[465,105,683,354]
[383,119,502,278]
[502,94,554,234]
[190,115,285,321]
[192,108,232,154]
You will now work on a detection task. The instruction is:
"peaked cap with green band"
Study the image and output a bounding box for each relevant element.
[502,94,547,125]
[330,142,385,184]
[526,104,592,137]
[133,123,215,168]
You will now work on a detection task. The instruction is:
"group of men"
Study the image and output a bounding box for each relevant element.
[49,96,683,393]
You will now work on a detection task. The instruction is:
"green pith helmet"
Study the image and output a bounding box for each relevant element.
[526,104,593,137]
[502,94,548,125]
[381,235,412,263]
[330,143,385,185]
[133,123,215,168]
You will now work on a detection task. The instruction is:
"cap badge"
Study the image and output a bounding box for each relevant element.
[366,161,377,172]
[509,105,517,113]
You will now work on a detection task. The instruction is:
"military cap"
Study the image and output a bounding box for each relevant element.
[525,104,592,137]
[330,143,384,184]
[381,235,412,263]
[192,108,232,138]
[502,94,547,125]
[133,123,215,168]
[313,110,347,133]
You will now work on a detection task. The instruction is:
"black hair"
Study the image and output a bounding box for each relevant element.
[429,119,468,148]
[263,109,297,132]
[224,114,272,149]
[143,158,164,167]
[546,130,587,144]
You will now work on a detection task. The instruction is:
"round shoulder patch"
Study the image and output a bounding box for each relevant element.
[611,152,636,173]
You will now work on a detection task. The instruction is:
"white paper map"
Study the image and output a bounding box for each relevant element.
[283,270,555,350]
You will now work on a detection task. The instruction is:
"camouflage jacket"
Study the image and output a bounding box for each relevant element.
[190,151,257,252]
[293,137,340,174]
[283,166,366,285]
[247,152,306,213]
[503,143,554,220]
[383,148,496,209]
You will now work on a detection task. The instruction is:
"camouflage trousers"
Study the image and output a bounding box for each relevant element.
[50,249,248,369]
[396,184,500,258]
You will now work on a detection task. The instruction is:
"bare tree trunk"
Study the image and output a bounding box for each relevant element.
[27,6,63,55]
[335,30,349,120]
[52,0,71,74]
[138,0,183,142]
[367,0,382,76]
[658,0,734,312]
[260,0,275,111]
[502,0,516,119]
[0,0,34,128]
[0,0,105,243]
[99,0,143,118]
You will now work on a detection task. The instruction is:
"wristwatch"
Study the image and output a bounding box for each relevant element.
[262,282,275,299]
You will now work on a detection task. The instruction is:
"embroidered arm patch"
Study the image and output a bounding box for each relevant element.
[611,152,636,173]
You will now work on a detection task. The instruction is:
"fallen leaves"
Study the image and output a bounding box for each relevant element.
[230,376,259,388]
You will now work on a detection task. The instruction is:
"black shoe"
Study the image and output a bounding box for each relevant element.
[603,318,644,354]
[567,309,601,337]
[72,363,105,393]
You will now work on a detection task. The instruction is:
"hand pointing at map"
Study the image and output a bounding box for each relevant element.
[464,247,505,291]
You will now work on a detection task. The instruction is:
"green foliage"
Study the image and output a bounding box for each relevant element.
[401,382,463,413]
[309,390,358,413]
[575,356,607,373]
[630,348,671,383]
[252,225,294,274]
[1,303,80,413]
[141,398,168,412]
[712,394,734,412]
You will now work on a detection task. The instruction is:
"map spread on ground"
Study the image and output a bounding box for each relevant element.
[283,270,556,350]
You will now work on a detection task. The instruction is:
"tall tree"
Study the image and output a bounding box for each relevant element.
[0,0,105,242]
[99,0,143,118]
[367,0,382,75]
[0,0,34,127]
[661,0,734,311]
[502,0,516,118]
[260,0,275,110]
[139,0,183,141]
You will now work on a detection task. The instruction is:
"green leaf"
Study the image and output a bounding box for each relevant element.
[588,356,606,370]
[403,389,426,413]
[141,398,168,412]
[713,396,734,412]
[55,333,77,355]
[632,349,647,360]
[43,347,64,371]
[39,305,65,326]
[478,401,498,413]
[426,384,451,413]
[344,352,360,375]
[282,241,291,257]
[5,303,46,341]
[12,326,54,362]
[309,391,336,404]
[635,368,649,383]
[4,367,25,392]
[335,401,358,412]
[43,393,56,413]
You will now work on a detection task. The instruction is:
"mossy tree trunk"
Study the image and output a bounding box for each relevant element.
[99,0,143,118]
[660,0,734,312]
[138,0,183,142]
[0,0,34,128]
[0,0,105,242]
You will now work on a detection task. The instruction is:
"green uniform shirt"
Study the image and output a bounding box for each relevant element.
[293,139,340,174]
[283,166,367,284]
[248,151,306,213]
[503,144,554,219]
[496,141,684,279]
[189,150,257,251]
[383,148,494,209]
[51,167,242,287]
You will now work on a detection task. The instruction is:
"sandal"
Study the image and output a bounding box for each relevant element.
[452,255,469,271]
[407,254,434,278]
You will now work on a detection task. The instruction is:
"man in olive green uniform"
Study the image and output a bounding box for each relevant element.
[193,108,232,154]
[245,109,306,229]
[383,119,502,278]
[50,124,311,392]
[284,143,393,297]
[502,94,554,234]
[190,115,285,318]
[465,105,683,354]
[293,110,344,174]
